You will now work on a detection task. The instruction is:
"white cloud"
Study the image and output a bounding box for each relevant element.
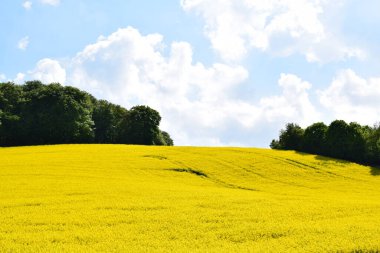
[39,0,60,6]
[181,0,364,62]
[66,27,251,144]
[24,27,320,146]
[18,36,29,50]
[30,58,66,84]
[260,73,320,126]
[318,69,380,125]
[0,74,6,81]
[22,1,32,10]
[14,73,26,84]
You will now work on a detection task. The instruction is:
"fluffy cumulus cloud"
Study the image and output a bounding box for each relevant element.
[18,36,29,50]
[260,73,320,126]
[66,27,252,144]
[23,27,319,145]
[319,69,380,125]
[181,0,364,62]
[14,73,26,84]
[30,58,66,84]
[39,0,60,6]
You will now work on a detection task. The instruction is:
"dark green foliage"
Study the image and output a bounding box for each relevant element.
[277,123,304,151]
[92,100,127,143]
[19,83,95,145]
[325,120,351,160]
[270,139,281,149]
[347,122,367,163]
[302,122,327,155]
[153,131,166,146]
[0,82,23,146]
[272,120,379,166]
[363,124,380,164]
[161,131,174,146]
[120,105,161,145]
[325,120,366,163]
[0,81,173,147]
[153,131,174,146]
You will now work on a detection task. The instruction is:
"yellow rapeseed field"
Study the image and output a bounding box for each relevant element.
[1,144,380,252]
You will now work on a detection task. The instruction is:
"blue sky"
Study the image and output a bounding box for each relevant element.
[1,0,380,147]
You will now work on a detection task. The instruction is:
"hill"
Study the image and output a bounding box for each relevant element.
[1,145,380,252]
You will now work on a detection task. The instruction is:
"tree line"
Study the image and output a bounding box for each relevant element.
[270,120,380,165]
[0,81,173,147]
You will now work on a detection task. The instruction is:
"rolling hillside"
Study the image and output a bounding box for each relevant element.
[1,145,380,252]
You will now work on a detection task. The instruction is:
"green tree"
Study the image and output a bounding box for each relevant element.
[302,122,327,155]
[272,120,379,165]
[363,124,380,165]
[153,130,174,146]
[20,83,94,145]
[0,81,174,147]
[153,131,166,146]
[270,139,281,149]
[161,131,174,146]
[120,105,162,145]
[325,120,366,162]
[0,82,23,146]
[325,120,350,160]
[92,100,127,143]
[278,123,304,151]
[347,122,366,163]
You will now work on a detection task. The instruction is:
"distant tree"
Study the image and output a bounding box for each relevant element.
[153,131,167,146]
[270,139,281,149]
[347,122,366,163]
[0,81,174,147]
[325,120,351,160]
[92,100,127,143]
[272,120,379,166]
[19,83,94,145]
[278,123,304,151]
[324,120,366,162]
[63,86,95,143]
[0,82,23,146]
[302,122,327,155]
[161,131,174,146]
[326,120,366,162]
[120,105,162,145]
[153,130,174,146]
[363,124,380,165]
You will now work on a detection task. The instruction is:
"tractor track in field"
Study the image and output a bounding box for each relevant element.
[167,159,259,192]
